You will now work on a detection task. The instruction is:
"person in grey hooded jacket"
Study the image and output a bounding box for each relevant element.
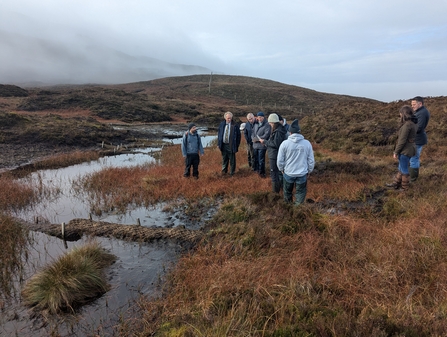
[277,119,315,205]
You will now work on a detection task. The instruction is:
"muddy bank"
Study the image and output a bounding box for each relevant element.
[0,143,88,171]
[30,218,204,249]
[0,123,201,172]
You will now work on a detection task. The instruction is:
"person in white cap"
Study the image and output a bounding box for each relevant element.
[260,113,287,193]
[277,119,314,204]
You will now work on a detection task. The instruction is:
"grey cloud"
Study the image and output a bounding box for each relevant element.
[0,29,212,86]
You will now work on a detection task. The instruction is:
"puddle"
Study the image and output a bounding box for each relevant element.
[1,232,180,336]
[14,127,217,227]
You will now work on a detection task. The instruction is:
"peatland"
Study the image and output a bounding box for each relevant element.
[1,75,447,336]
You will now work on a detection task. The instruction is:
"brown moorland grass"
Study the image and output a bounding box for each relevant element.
[0,173,36,212]
[101,140,447,336]
[130,193,447,336]
[75,142,273,214]
[3,125,445,335]
[76,141,397,215]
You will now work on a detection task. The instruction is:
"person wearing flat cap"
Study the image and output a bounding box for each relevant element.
[277,119,314,205]
[217,111,241,176]
[181,123,204,179]
[252,111,271,178]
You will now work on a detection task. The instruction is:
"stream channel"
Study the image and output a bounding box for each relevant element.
[1,126,216,336]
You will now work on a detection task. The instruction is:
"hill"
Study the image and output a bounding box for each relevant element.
[1,74,446,157]
[2,75,380,123]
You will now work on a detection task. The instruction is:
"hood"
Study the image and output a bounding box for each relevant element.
[288,133,305,143]
[275,124,287,136]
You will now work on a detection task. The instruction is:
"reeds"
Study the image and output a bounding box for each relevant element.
[0,214,31,298]
[0,173,36,212]
[22,241,116,315]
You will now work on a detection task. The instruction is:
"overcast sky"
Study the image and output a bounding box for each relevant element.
[2,0,447,102]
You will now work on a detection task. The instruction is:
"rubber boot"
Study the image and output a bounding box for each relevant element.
[385,172,402,189]
[401,174,410,191]
[272,180,281,193]
[409,167,419,182]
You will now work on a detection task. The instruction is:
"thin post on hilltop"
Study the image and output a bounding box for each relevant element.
[208,72,213,94]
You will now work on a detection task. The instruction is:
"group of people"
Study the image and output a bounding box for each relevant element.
[181,110,315,205]
[241,111,314,204]
[387,96,430,191]
[181,95,430,202]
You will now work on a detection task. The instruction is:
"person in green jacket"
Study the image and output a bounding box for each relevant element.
[386,105,418,191]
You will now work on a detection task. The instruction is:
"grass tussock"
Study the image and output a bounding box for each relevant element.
[0,214,31,298]
[22,241,116,315]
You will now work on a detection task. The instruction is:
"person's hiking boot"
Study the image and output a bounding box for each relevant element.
[401,174,410,191]
[409,167,419,182]
[385,172,402,189]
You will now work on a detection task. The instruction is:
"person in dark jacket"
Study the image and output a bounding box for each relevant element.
[386,105,418,191]
[252,111,271,178]
[217,111,241,176]
[409,96,430,182]
[260,113,287,193]
[243,113,258,170]
[181,123,204,179]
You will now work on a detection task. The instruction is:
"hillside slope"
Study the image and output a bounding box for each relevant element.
[1,75,445,156]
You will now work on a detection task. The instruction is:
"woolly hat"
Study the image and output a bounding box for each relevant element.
[257,111,265,117]
[267,113,279,123]
[239,123,246,131]
[289,119,301,134]
[188,123,196,131]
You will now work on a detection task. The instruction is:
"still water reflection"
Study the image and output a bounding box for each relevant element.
[15,131,216,226]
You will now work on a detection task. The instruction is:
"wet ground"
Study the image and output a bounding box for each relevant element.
[1,124,218,336]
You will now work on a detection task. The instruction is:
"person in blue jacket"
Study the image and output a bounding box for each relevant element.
[409,96,430,182]
[181,123,204,179]
[217,111,241,176]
